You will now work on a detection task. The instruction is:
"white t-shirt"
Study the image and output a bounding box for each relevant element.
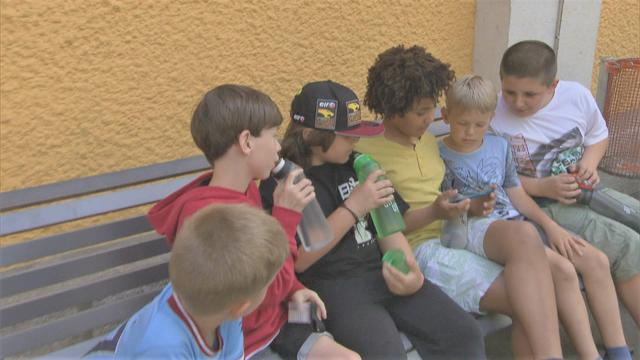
[490,80,608,178]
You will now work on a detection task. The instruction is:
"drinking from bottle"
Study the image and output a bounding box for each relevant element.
[272,158,334,251]
[353,153,406,238]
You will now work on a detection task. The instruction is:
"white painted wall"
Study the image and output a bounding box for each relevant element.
[473,0,601,89]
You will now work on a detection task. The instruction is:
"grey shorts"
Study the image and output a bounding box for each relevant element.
[542,193,640,282]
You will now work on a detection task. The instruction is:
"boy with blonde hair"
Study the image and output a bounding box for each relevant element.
[441,75,631,359]
[148,84,358,359]
[86,204,289,358]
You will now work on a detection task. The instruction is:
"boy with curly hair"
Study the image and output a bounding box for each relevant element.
[357,45,564,358]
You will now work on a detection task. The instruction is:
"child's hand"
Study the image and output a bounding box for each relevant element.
[546,224,587,261]
[541,174,582,204]
[346,169,395,217]
[291,288,327,320]
[468,185,497,217]
[382,255,424,296]
[571,161,600,186]
[273,168,315,212]
[434,190,471,220]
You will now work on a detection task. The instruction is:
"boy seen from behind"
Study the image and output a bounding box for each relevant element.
[86,204,288,359]
[440,75,631,360]
[491,41,640,333]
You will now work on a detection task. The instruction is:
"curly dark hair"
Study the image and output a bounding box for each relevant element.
[364,45,454,118]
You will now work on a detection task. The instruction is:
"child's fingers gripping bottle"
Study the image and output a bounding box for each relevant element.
[551,147,640,233]
[272,159,334,251]
[382,249,410,274]
[353,153,406,238]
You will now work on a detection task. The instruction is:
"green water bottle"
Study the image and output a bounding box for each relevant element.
[353,153,406,238]
[382,249,409,274]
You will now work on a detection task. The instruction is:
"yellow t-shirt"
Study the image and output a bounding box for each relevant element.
[356,134,445,248]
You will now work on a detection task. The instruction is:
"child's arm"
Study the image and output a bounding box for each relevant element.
[263,170,315,305]
[378,232,424,296]
[294,169,394,272]
[507,186,587,260]
[573,138,608,186]
[519,174,582,205]
[402,190,470,233]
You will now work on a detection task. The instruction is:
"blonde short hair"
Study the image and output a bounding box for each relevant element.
[445,75,497,114]
[170,203,288,316]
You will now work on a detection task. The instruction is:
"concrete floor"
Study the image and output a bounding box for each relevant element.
[485,170,640,359]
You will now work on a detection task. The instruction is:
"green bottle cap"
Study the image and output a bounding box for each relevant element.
[382,249,409,274]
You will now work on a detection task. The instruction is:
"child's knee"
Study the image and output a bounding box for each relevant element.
[550,255,579,285]
[578,246,610,277]
[513,222,545,255]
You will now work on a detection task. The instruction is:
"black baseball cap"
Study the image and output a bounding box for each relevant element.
[290,80,384,137]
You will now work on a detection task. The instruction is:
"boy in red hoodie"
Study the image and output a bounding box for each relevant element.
[148,84,358,360]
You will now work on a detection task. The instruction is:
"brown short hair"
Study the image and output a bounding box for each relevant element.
[280,121,336,169]
[191,84,283,164]
[445,75,497,114]
[170,203,288,316]
[365,45,454,118]
[500,40,557,86]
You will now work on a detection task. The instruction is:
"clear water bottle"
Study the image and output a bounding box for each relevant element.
[440,206,469,249]
[272,159,334,251]
[578,187,640,233]
[353,153,406,238]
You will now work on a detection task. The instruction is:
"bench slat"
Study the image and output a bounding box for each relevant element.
[0,215,152,267]
[0,255,168,328]
[0,175,199,236]
[0,233,168,297]
[0,155,208,212]
[0,287,161,358]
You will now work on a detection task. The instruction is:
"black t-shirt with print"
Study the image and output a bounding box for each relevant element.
[259,155,409,283]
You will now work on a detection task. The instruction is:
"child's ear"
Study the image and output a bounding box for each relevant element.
[238,130,252,155]
[441,107,450,124]
[549,79,559,90]
[227,299,252,318]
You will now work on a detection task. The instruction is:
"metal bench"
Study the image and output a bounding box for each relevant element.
[0,155,210,358]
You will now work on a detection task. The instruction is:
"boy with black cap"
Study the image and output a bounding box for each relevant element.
[260,80,485,359]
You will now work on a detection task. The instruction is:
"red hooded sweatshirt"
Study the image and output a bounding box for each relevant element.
[148,172,305,357]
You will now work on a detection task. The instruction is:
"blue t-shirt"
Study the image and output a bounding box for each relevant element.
[85,284,244,359]
[438,134,521,219]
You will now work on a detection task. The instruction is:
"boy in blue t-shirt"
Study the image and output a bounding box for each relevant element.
[440,74,631,360]
[85,204,290,359]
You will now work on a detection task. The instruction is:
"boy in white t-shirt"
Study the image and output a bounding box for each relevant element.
[442,75,631,360]
[490,40,640,337]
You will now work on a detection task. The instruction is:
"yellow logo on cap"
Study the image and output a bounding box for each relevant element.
[317,109,334,118]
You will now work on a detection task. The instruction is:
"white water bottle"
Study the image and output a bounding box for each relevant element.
[272,159,334,251]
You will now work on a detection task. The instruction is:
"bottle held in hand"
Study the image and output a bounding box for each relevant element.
[353,153,406,238]
[272,159,334,251]
[440,193,469,249]
[382,249,410,274]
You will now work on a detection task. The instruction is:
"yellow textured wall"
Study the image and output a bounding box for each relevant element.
[591,0,640,93]
[0,0,475,192]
